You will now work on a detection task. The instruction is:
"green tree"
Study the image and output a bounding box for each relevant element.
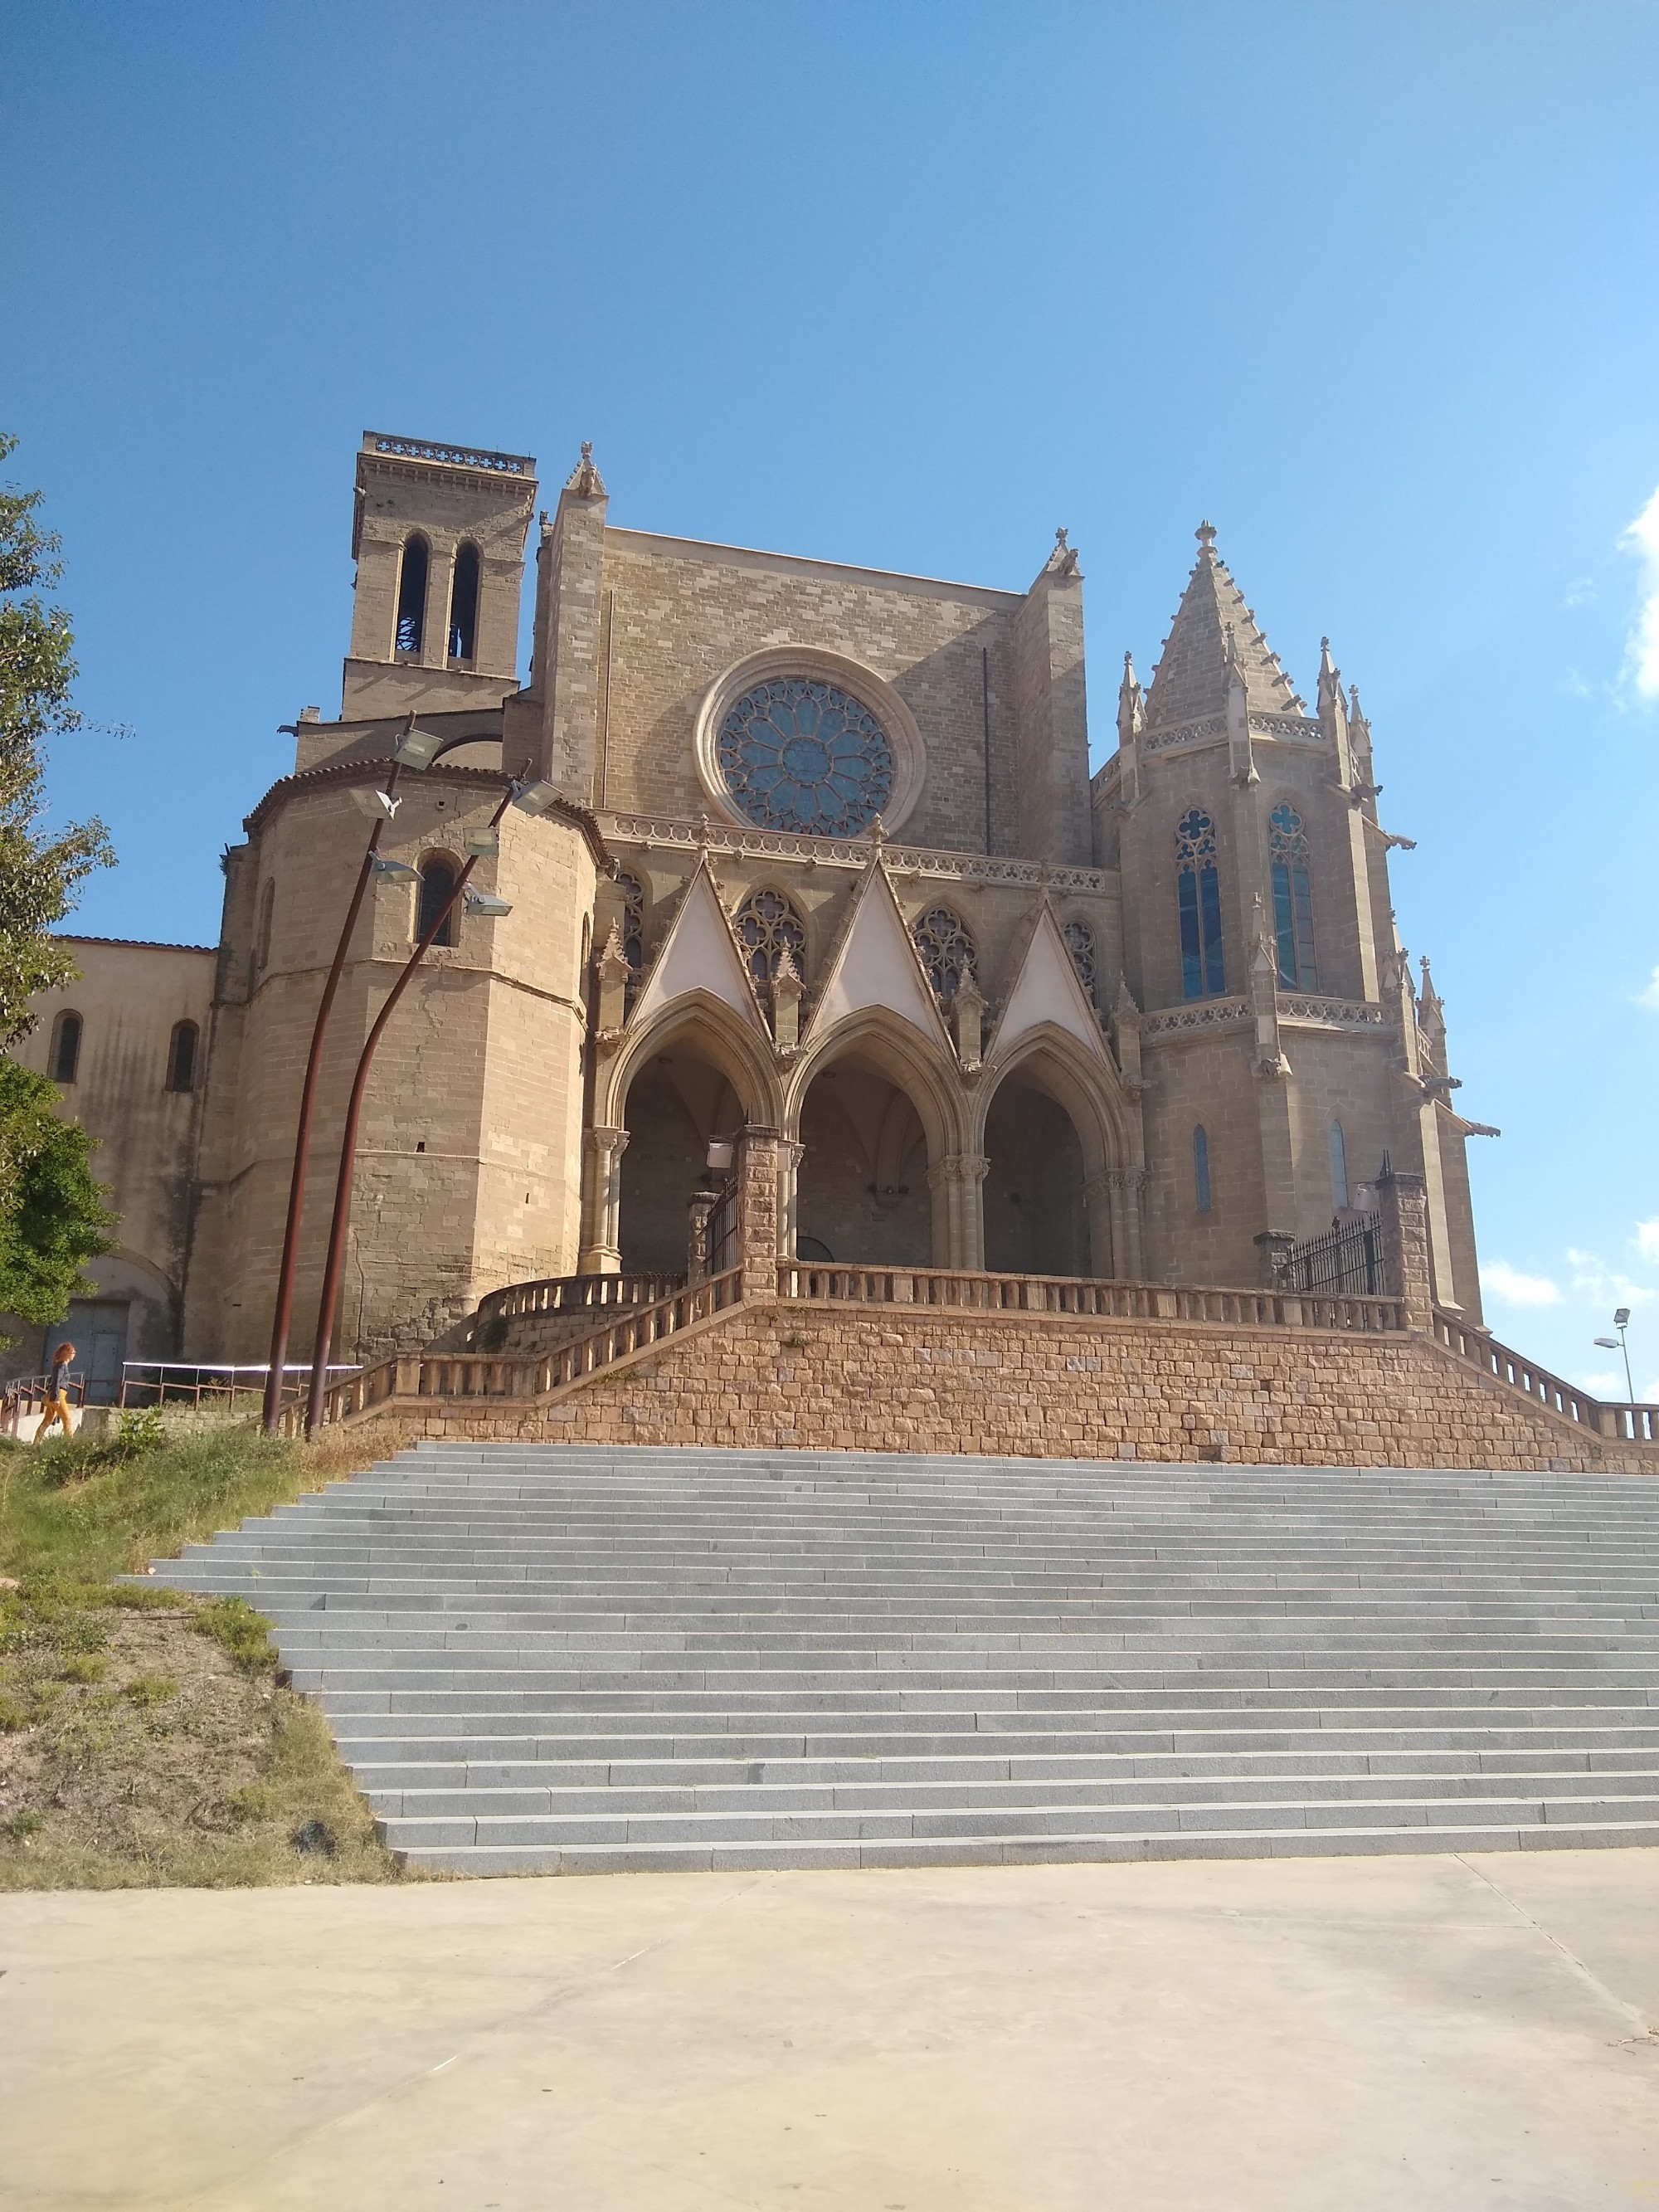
[0,431,114,1050]
[0,1059,114,1335]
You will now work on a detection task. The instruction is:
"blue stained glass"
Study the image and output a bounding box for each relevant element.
[1175,806,1225,999]
[718,678,894,836]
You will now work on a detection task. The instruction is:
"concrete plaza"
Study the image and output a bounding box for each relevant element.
[4,1849,1658,2210]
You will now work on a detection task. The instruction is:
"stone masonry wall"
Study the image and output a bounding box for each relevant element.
[397,1301,1658,1476]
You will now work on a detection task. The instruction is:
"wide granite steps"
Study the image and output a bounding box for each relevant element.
[143,1443,1659,1874]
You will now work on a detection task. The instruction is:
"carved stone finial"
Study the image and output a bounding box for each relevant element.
[694,811,713,850]
[1196,519,1218,549]
[563,441,607,497]
[868,814,888,847]
[1056,526,1069,548]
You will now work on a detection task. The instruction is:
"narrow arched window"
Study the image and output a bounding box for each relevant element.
[912,906,976,1003]
[1269,801,1318,988]
[1194,1124,1212,1212]
[395,534,429,655]
[1330,1118,1349,1212]
[448,542,480,662]
[733,888,806,984]
[256,880,275,972]
[166,1021,198,1094]
[1175,809,1225,999]
[51,1010,82,1084]
[1063,919,1097,1000]
[417,855,458,947]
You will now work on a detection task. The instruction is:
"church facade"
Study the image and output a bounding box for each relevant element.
[5,431,1487,1378]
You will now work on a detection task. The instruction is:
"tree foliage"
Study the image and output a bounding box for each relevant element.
[0,431,113,1049]
[0,1058,114,1331]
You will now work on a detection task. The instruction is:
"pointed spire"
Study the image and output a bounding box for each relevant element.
[1117,650,1145,745]
[1317,636,1344,719]
[1143,523,1303,728]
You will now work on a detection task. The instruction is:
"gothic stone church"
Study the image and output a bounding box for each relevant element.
[7,432,1486,1379]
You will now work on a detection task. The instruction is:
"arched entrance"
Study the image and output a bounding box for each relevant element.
[618,1045,748,1275]
[981,1074,1092,1276]
[793,1050,937,1268]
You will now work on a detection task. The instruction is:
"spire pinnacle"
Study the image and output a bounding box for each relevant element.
[563,441,606,497]
[1143,524,1301,728]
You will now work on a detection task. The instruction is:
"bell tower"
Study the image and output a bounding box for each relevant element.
[343,431,538,719]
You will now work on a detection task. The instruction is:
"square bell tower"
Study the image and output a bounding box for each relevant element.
[343,431,538,719]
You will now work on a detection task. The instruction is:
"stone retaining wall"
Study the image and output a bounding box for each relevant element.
[380,1300,1659,1474]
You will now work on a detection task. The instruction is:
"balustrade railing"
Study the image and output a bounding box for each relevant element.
[300,1269,742,1431]
[1433,1309,1659,1445]
[471,1271,683,1328]
[776,1264,1405,1333]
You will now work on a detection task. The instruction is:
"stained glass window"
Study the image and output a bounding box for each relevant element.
[718,678,894,836]
[1330,1119,1349,1212]
[1194,1125,1212,1212]
[734,888,806,984]
[1175,808,1225,999]
[1063,919,1097,999]
[1269,802,1317,988]
[912,907,976,1003]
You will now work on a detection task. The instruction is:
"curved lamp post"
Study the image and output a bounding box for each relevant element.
[260,717,508,1431]
[302,778,560,1437]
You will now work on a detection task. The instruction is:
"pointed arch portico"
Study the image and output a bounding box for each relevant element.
[973,1024,1143,1278]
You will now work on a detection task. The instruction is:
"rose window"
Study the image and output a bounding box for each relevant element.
[717,679,894,836]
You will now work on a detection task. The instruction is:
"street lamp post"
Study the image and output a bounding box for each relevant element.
[260,716,501,1432]
[1593,1307,1635,1401]
[301,779,553,1437]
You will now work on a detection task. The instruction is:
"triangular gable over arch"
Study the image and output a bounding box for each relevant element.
[803,860,953,1055]
[987,904,1111,1066]
[628,859,767,1036]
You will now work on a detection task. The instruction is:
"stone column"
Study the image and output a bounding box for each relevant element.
[685,1186,718,1285]
[1375,1166,1433,1332]
[577,1125,629,1275]
[1087,1173,1117,1279]
[776,1138,805,1265]
[735,1125,782,1303]
[928,1153,990,1270]
[1254,1230,1297,1289]
[1104,1167,1146,1279]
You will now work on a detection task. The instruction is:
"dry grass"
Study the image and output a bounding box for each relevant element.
[0,1415,428,1889]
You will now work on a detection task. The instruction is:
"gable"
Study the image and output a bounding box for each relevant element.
[628,865,766,1035]
[987,907,1109,1065]
[804,864,953,1054]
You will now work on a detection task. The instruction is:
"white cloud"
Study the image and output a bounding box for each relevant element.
[1481,1259,1563,1308]
[1566,1250,1657,1310]
[1637,967,1659,1014]
[1638,1220,1659,1264]
[1622,484,1659,701]
[1579,1369,1625,1397]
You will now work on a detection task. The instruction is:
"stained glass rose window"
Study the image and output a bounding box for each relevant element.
[716,679,894,836]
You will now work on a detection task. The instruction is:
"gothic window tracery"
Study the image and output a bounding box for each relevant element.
[733,888,806,984]
[1269,801,1317,988]
[912,906,976,1004]
[717,678,894,836]
[1175,808,1225,999]
[614,873,646,1006]
[1063,919,1097,1000]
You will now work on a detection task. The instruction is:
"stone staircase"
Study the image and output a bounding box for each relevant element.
[147,1444,1659,1875]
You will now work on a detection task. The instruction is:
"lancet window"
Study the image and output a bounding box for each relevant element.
[417,855,459,948]
[395,534,429,656]
[448,542,480,662]
[1175,808,1225,999]
[912,906,976,1004]
[733,888,805,985]
[51,1010,82,1085]
[1269,801,1318,988]
[166,1021,198,1094]
[1330,1119,1349,1212]
[1194,1125,1212,1212]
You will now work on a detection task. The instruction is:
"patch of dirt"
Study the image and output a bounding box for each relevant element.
[0,1605,411,1888]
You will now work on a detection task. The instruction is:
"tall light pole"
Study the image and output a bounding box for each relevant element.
[261,715,499,1432]
[303,777,561,1437]
[1594,1308,1635,1400]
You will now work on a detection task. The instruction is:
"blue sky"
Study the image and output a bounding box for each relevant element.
[4,2,1658,1391]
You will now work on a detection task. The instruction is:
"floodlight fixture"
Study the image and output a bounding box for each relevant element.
[464,889,513,918]
[463,826,499,856]
[393,725,445,769]
[1614,1307,1632,1328]
[371,855,421,883]
[706,1140,735,1174]
[510,778,561,816]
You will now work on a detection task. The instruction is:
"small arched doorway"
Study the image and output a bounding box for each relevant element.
[981,1071,1092,1278]
[794,1050,935,1268]
[618,1042,748,1275]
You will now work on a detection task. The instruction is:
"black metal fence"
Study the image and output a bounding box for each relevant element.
[1279,1216,1385,1297]
[706,1176,739,1277]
